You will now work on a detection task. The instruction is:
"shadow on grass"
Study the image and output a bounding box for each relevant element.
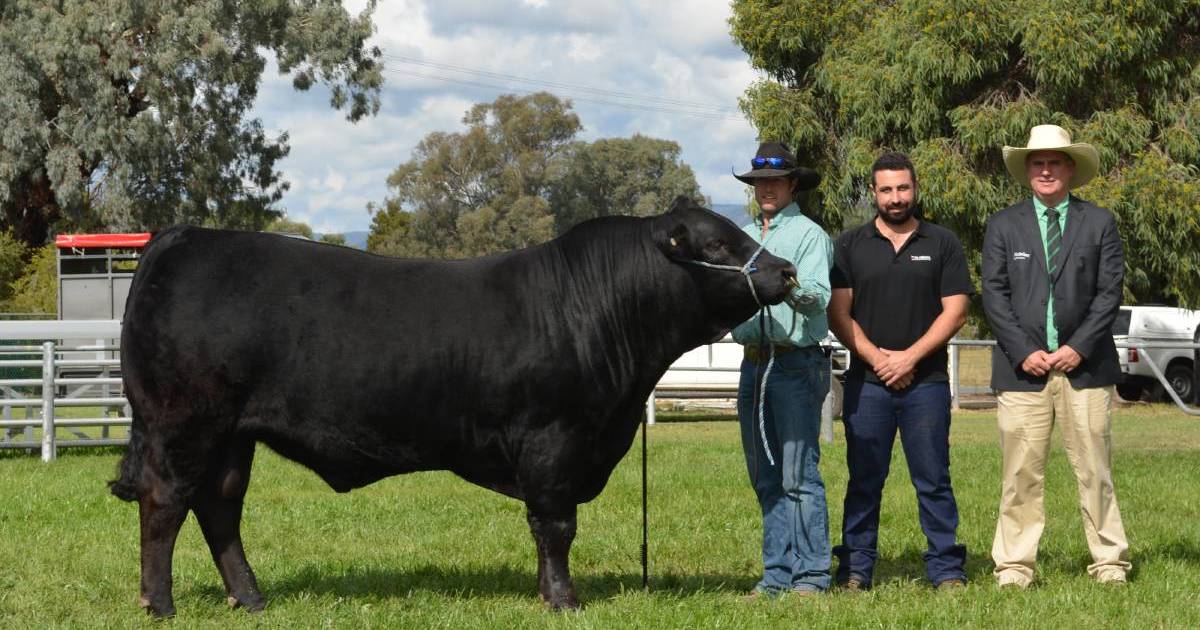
[859,537,1200,587]
[208,564,753,606]
[1145,538,1200,563]
[854,549,997,586]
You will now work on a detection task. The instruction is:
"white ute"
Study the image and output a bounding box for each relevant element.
[1112,306,1200,403]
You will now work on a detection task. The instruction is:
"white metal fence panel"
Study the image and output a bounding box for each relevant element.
[1,320,129,460]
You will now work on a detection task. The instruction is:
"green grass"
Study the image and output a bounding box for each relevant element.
[1,405,1199,628]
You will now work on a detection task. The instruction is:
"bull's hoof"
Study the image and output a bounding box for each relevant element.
[542,592,580,611]
[227,593,267,612]
[139,594,175,618]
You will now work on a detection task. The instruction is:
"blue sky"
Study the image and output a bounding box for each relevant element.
[250,0,762,234]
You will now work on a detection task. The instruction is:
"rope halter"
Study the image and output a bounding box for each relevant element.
[674,242,768,307]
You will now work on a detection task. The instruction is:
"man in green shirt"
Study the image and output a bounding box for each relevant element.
[732,141,835,597]
[982,125,1130,589]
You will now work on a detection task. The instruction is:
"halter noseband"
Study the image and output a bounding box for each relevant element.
[674,242,768,307]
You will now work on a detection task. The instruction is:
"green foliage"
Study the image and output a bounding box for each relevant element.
[6,244,57,314]
[368,92,579,258]
[368,93,702,258]
[0,0,383,248]
[366,199,414,255]
[731,0,1200,308]
[549,135,704,233]
[0,230,27,307]
[264,217,349,247]
[264,217,315,240]
[319,232,347,246]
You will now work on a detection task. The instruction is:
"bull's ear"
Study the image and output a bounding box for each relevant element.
[668,195,694,214]
[653,219,690,256]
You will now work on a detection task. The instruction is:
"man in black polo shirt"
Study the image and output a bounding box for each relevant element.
[827,152,972,591]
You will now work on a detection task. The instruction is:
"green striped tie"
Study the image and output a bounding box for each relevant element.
[1045,208,1062,281]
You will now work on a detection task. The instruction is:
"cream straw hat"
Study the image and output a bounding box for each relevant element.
[1002,124,1100,189]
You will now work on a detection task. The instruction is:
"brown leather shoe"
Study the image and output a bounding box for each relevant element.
[1097,569,1127,586]
[936,578,966,591]
[996,572,1029,590]
[844,577,866,593]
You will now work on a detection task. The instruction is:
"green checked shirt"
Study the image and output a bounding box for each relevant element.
[731,202,833,348]
[1034,195,1069,351]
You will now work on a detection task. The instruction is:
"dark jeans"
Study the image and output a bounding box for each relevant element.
[833,380,966,587]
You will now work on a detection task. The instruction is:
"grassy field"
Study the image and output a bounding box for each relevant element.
[1,404,1199,628]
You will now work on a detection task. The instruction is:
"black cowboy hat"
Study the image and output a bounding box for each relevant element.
[732,141,820,190]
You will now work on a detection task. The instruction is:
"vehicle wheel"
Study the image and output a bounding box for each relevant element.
[1115,383,1144,402]
[1164,363,1194,404]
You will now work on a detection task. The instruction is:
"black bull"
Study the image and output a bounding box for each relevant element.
[110,198,797,616]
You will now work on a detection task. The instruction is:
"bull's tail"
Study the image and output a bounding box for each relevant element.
[109,406,145,502]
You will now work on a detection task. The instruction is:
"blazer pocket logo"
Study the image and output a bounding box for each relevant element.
[1013,251,1031,261]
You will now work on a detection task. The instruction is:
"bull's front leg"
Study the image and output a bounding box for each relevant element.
[525,506,579,610]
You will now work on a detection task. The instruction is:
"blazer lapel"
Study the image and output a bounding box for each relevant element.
[1016,201,1047,277]
[1051,196,1085,285]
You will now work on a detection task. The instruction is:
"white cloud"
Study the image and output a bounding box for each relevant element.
[251,0,765,232]
[566,34,602,62]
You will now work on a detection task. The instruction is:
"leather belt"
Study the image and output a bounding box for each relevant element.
[744,344,815,364]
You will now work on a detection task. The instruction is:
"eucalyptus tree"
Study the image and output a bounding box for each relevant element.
[731,0,1200,307]
[0,0,383,247]
[368,92,579,259]
[368,92,704,259]
[548,135,704,234]
[0,230,25,306]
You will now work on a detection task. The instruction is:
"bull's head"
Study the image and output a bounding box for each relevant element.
[653,196,797,334]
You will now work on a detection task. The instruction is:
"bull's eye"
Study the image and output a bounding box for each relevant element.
[703,240,732,263]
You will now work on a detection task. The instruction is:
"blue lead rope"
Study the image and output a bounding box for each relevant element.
[754,307,775,467]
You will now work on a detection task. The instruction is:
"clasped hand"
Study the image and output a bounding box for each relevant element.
[1020,345,1081,377]
[874,348,916,390]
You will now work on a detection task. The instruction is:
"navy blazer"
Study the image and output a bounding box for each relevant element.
[981,196,1124,391]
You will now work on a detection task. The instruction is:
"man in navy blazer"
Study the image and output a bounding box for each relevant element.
[982,125,1131,589]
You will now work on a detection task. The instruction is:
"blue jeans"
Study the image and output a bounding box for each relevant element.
[737,347,832,593]
[834,380,966,587]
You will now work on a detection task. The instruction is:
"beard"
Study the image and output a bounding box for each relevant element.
[876,201,917,225]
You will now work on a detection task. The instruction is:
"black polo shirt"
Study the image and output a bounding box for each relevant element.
[831,219,973,385]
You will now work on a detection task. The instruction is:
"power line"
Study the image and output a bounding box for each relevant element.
[385,54,740,113]
[383,67,744,121]
[382,53,745,121]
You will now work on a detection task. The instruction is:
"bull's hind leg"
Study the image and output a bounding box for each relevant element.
[526,505,580,610]
[137,471,189,617]
[193,437,265,611]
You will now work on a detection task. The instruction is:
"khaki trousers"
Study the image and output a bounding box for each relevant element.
[991,371,1131,585]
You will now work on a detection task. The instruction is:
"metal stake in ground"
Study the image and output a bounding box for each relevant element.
[641,407,649,590]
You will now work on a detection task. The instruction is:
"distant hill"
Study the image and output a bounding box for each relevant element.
[342,231,368,249]
[712,203,751,227]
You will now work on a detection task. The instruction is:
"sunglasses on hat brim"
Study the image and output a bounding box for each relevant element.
[751,156,792,169]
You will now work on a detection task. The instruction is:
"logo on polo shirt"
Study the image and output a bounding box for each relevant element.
[910,255,931,262]
[1013,251,1031,260]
